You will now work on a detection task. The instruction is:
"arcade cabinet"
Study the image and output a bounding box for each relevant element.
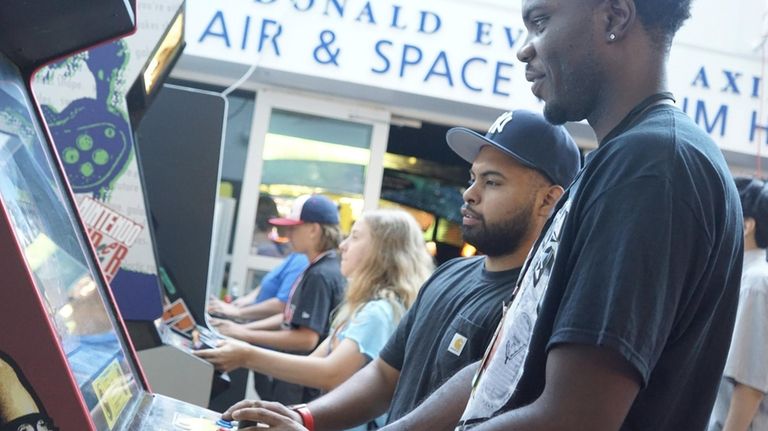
[0,2,242,430]
[134,84,227,332]
[33,1,228,408]
[133,83,249,411]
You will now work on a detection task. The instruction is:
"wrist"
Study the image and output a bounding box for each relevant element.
[242,345,263,369]
[233,323,246,338]
[289,404,315,431]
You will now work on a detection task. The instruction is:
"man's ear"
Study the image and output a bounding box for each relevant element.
[601,0,637,43]
[744,217,757,239]
[538,185,565,217]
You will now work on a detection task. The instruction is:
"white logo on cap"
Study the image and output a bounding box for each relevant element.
[488,112,514,135]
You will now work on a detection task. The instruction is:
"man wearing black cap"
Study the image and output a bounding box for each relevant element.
[709,178,768,431]
[381,1,743,430]
[220,110,581,430]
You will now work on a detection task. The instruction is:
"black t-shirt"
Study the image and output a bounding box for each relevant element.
[379,257,521,423]
[458,102,743,430]
[284,251,346,340]
[270,251,345,405]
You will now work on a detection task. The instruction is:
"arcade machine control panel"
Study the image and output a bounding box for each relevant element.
[137,394,266,430]
[0,40,254,431]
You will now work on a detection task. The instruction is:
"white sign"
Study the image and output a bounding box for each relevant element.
[184,0,768,157]
[184,0,541,112]
[670,46,766,157]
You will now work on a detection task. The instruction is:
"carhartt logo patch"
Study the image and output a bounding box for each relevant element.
[448,333,468,356]
[488,111,514,135]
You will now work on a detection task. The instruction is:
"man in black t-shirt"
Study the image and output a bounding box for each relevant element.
[383,1,743,431]
[203,194,346,405]
[221,110,581,430]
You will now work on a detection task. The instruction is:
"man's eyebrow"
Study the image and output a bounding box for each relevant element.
[522,3,544,23]
[477,170,507,179]
[470,165,507,179]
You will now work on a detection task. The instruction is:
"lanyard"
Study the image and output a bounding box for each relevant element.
[600,92,676,145]
[282,250,334,322]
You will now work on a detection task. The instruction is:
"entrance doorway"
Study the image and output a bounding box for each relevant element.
[227,89,390,296]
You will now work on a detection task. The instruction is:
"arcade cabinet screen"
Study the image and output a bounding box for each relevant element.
[0,63,142,429]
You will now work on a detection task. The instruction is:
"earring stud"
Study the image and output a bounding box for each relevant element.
[609,33,616,41]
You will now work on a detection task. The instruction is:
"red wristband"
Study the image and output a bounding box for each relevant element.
[291,404,315,431]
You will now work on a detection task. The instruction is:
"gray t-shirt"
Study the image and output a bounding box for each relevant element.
[379,257,521,423]
[709,249,768,431]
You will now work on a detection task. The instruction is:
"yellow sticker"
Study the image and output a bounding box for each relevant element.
[172,414,221,431]
[448,333,467,356]
[91,359,131,429]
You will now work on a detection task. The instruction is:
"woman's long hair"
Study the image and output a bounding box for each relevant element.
[332,209,434,331]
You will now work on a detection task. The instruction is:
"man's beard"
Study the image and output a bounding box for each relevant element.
[543,51,602,125]
[543,79,598,126]
[461,208,532,257]
[543,101,570,126]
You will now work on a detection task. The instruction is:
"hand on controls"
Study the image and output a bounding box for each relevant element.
[208,296,242,319]
[223,400,306,431]
[209,318,246,338]
[193,339,251,372]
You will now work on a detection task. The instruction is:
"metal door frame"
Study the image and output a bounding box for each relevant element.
[227,88,390,295]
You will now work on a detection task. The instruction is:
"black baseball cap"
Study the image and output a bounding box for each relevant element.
[446,110,581,188]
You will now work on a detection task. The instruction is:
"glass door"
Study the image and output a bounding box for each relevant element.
[227,89,389,296]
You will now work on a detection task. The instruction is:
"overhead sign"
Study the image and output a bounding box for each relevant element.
[184,0,767,157]
[185,0,540,111]
[670,46,766,157]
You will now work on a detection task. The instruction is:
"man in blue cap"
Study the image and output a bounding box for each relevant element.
[205,194,346,405]
[221,110,581,430]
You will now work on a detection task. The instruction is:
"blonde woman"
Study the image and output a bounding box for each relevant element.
[196,209,434,428]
